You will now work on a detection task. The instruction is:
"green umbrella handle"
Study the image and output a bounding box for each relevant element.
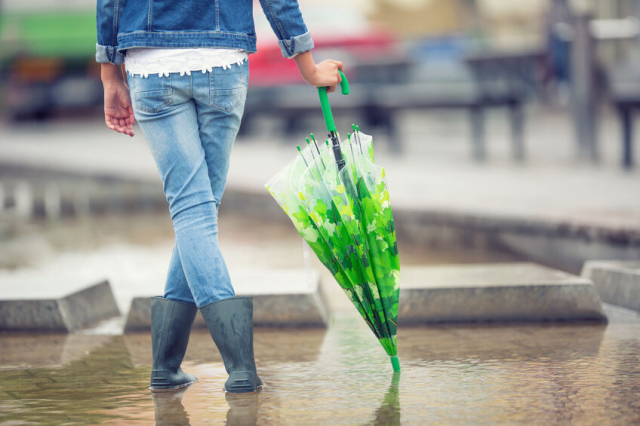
[318,70,350,132]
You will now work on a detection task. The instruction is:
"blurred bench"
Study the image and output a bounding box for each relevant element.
[243,50,543,161]
[369,81,524,160]
[607,63,639,169]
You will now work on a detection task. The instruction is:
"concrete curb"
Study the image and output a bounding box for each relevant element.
[203,188,640,276]
[0,280,120,332]
[124,270,329,331]
[398,263,607,324]
[4,161,639,274]
[392,209,640,274]
[581,261,640,312]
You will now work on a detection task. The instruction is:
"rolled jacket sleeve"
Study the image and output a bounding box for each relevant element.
[258,0,314,59]
[95,0,125,64]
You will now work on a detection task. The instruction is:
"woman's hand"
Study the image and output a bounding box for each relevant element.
[294,51,343,93]
[101,64,135,137]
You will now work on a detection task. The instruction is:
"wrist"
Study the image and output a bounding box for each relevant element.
[294,51,317,83]
[101,63,125,84]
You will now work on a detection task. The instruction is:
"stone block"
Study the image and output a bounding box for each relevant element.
[0,280,120,332]
[581,261,640,312]
[124,269,328,331]
[398,263,606,324]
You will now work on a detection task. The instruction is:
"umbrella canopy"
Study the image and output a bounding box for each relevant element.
[265,72,400,372]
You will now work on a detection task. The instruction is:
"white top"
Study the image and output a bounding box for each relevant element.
[124,47,248,78]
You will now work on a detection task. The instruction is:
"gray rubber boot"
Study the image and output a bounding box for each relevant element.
[200,296,263,393]
[150,296,198,391]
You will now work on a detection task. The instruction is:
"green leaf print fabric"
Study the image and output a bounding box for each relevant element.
[265,130,400,364]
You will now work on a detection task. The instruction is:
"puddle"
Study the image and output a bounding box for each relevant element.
[1,308,639,425]
[2,207,636,424]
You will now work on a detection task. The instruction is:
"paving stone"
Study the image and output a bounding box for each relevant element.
[0,280,120,332]
[398,263,606,324]
[582,261,640,312]
[124,269,328,331]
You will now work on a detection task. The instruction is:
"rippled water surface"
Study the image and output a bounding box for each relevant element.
[1,306,639,425]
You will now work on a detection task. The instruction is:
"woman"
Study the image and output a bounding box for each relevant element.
[96,0,342,393]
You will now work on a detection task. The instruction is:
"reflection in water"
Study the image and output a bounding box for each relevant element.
[398,322,607,362]
[149,373,262,425]
[0,306,639,424]
[152,387,191,426]
[225,391,260,426]
[0,336,152,424]
[184,327,329,365]
[372,372,401,426]
[123,327,329,367]
[0,334,114,368]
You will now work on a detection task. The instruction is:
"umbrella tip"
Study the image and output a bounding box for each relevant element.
[305,137,310,145]
[325,139,329,147]
[347,133,351,141]
[296,145,302,153]
[351,123,356,131]
[390,356,401,372]
[310,133,316,141]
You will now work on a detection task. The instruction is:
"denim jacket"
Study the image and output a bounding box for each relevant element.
[95,0,314,65]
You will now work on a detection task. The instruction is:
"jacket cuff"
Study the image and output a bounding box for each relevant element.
[278,31,314,59]
[95,42,125,65]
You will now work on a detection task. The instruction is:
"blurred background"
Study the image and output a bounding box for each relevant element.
[1,1,640,423]
[0,0,639,297]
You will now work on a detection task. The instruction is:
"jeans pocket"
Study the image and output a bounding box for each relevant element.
[208,64,248,113]
[130,74,173,113]
[209,87,246,112]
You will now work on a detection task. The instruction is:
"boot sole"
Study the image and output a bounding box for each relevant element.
[224,383,264,394]
[149,378,198,393]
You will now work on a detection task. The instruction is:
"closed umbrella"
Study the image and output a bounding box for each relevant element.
[266,72,401,371]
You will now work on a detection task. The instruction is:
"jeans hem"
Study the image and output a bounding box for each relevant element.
[156,295,198,308]
[199,295,246,309]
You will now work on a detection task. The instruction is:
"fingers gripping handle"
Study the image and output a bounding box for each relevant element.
[317,70,350,133]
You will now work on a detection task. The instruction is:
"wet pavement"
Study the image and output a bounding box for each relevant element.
[0,192,638,423]
[1,305,639,425]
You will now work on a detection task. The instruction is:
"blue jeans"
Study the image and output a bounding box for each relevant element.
[126,61,248,308]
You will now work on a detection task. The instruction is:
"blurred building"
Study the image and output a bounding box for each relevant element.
[2,0,640,121]
[0,0,101,120]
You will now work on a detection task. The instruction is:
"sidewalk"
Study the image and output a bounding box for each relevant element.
[1,107,638,233]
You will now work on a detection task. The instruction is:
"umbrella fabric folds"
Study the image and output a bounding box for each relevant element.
[266,105,401,371]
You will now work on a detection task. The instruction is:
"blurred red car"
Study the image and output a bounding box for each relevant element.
[249,2,398,87]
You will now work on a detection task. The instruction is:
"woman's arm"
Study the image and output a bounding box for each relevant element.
[97,0,132,136]
[101,63,135,137]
